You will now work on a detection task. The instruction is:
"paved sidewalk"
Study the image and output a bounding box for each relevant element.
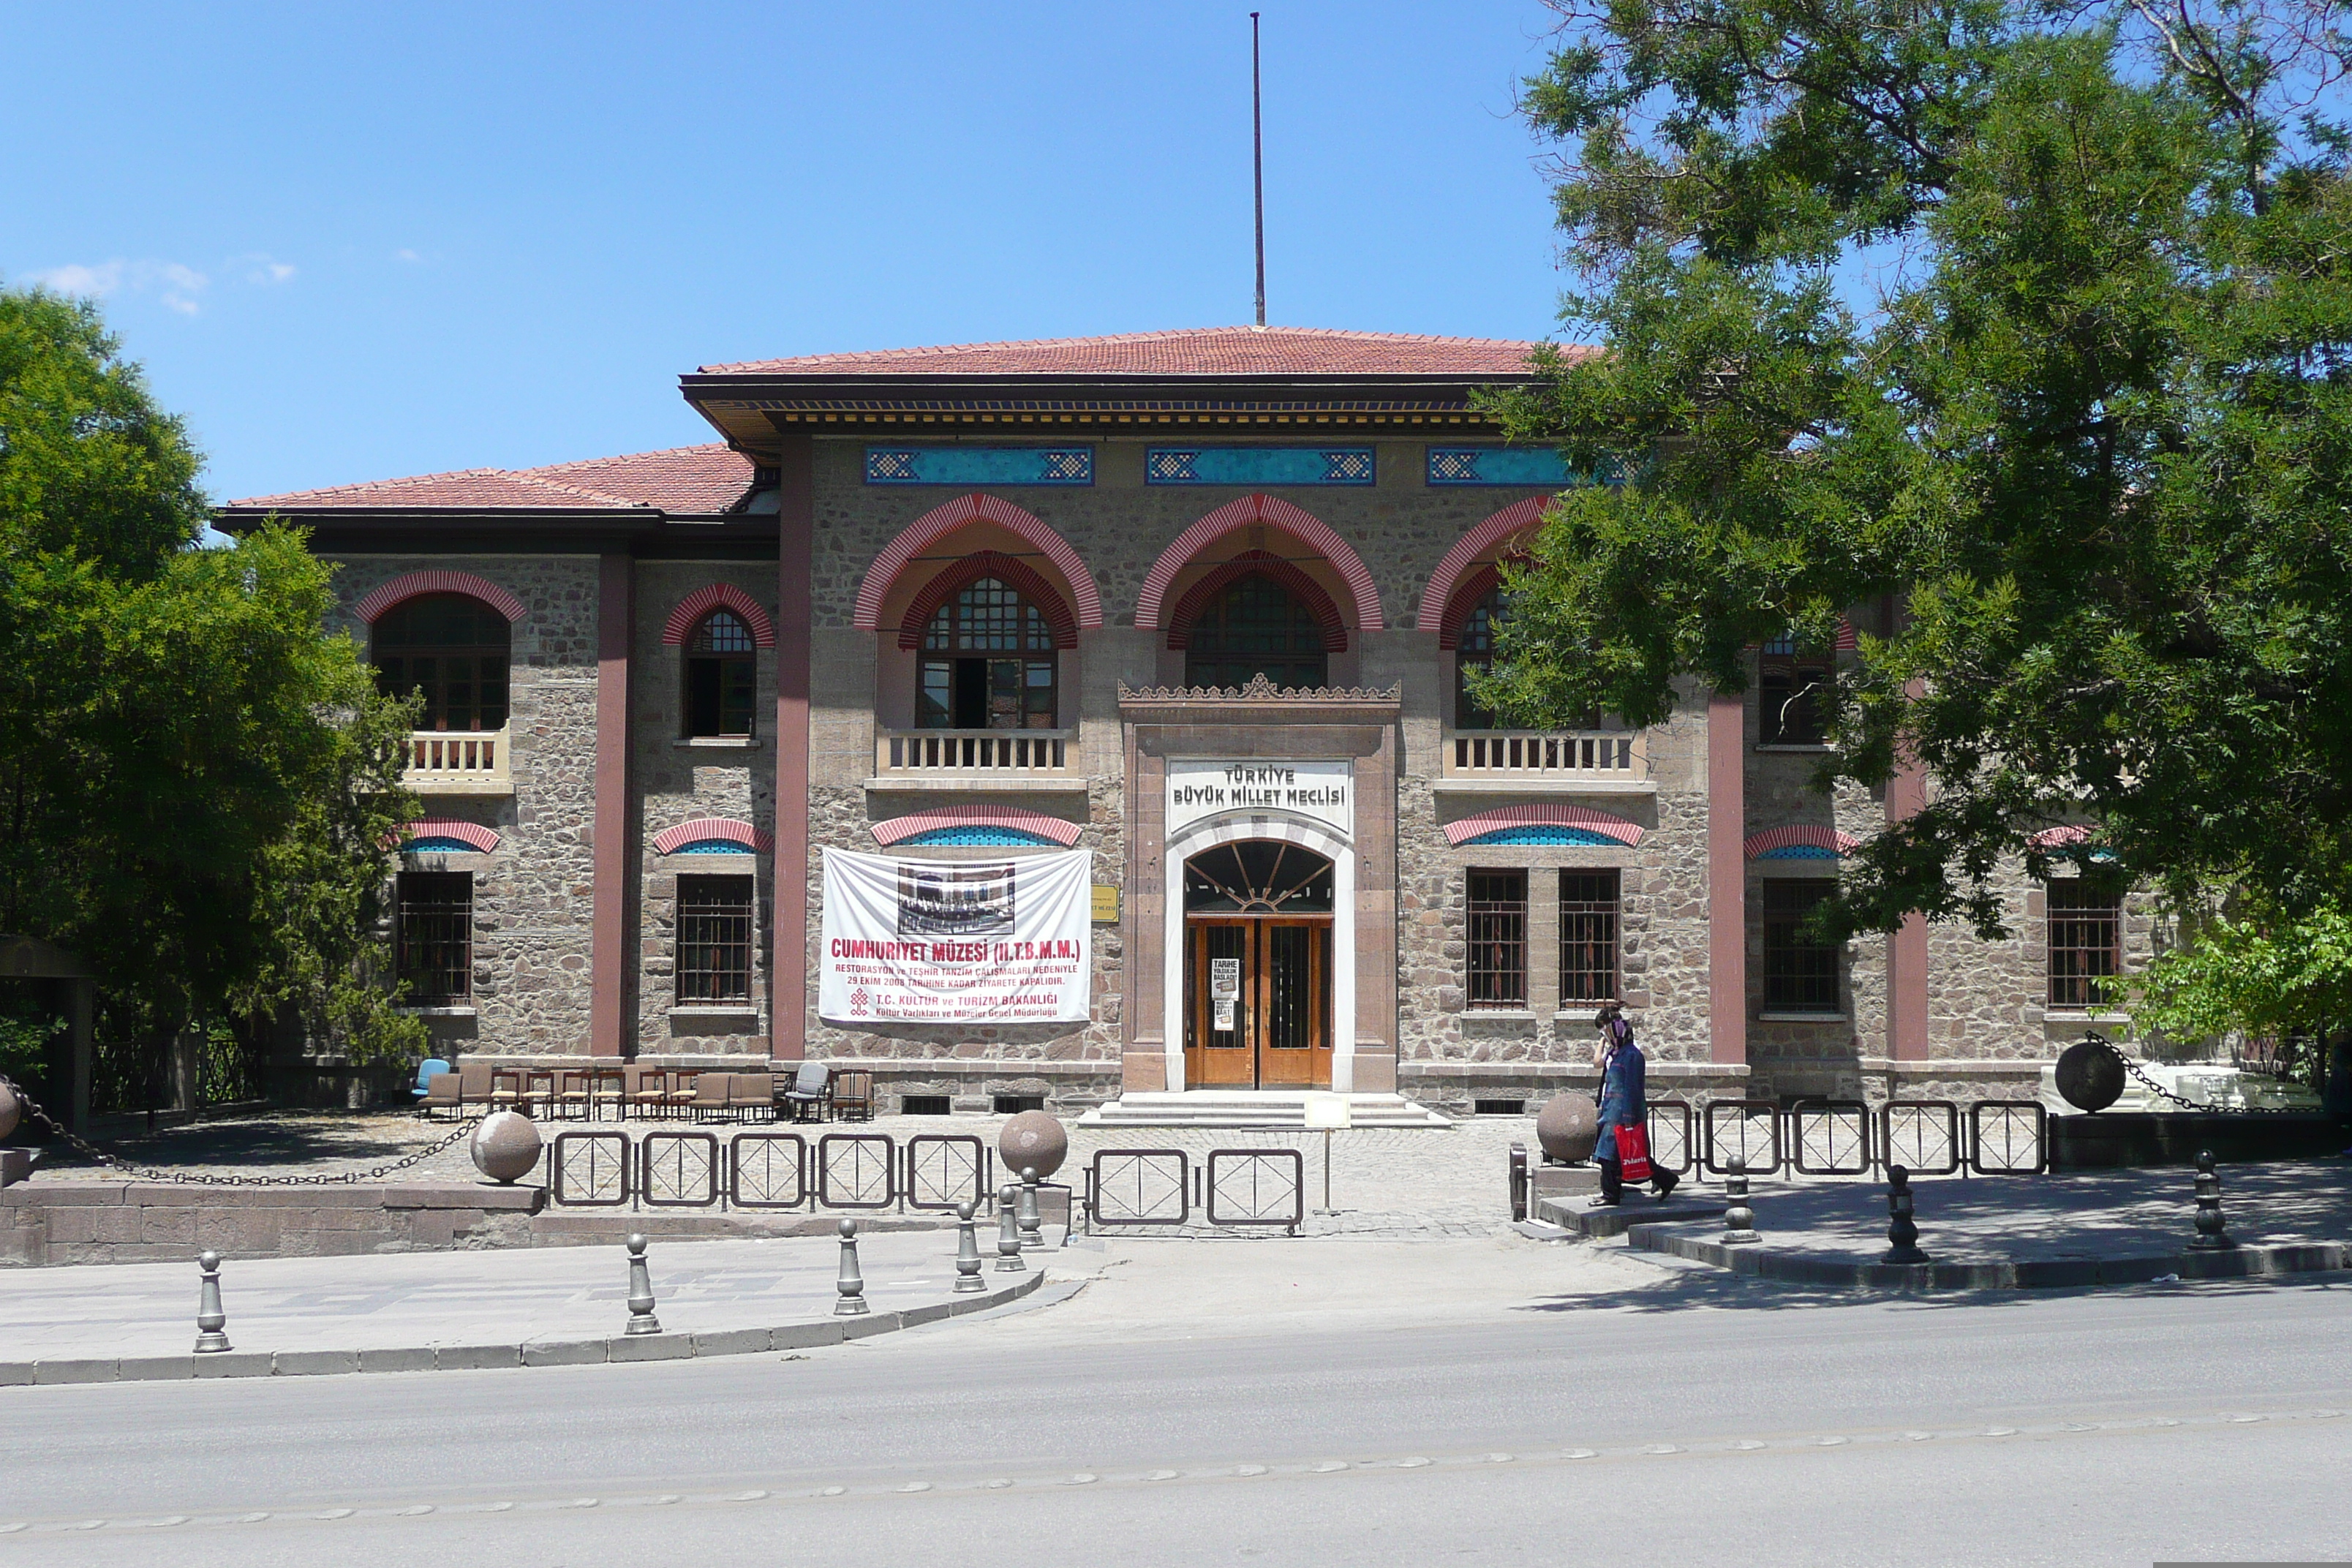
[0,1229,1050,1384]
[1611,1162,2352,1289]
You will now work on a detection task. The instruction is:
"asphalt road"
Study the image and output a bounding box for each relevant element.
[6,1264,2349,1567]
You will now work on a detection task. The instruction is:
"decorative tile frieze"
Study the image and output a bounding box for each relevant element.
[1117,674,1403,702]
[1142,447,1376,486]
[1425,446,1581,486]
[863,446,1093,486]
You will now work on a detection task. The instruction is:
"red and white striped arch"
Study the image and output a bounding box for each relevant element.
[851,493,1102,633]
[662,583,775,648]
[1441,803,1644,848]
[896,551,1080,651]
[2029,824,2095,850]
[353,570,527,625]
[870,806,1083,848]
[1134,494,1384,633]
[1744,824,1860,859]
[399,819,502,853]
[650,817,775,856]
[1417,497,1550,636]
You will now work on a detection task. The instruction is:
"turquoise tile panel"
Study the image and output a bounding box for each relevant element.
[1143,447,1376,486]
[864,447,1093,486]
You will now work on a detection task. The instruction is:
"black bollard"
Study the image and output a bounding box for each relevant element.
[1882,1166,1929,1265]
[2189,1150,2236,1251]
[193,1251,231,1354]
[1721,1156,1760,1244]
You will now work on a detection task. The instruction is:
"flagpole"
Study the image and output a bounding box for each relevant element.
[1252,11,1266,329]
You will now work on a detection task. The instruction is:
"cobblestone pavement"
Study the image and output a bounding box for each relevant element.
[27,1108,1538,1239]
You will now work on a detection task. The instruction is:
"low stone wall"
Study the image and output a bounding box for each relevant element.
[0,1179,1065,1267]
[0,1182,544,1267]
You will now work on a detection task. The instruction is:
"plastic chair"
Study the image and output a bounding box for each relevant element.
[783,1060,832,1123]
[411,1059,451,1102]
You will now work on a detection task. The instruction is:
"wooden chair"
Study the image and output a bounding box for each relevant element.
[489,1068,526,1114]
[688,1073,734,1123]
[624,1065,671,1121]
[586,1067,627,1122]
[418,1071,462,1122]
[549,1069,591,1121]
[456,1060,496,1111]
[831,1068,875,1123]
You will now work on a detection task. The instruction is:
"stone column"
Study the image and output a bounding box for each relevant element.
[771,437,815,1062]
[589,553,633,1057]
[1707,690,1747,1065]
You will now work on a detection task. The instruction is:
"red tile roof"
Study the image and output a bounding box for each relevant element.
[227,444,753,513]
[700,326,1558,377]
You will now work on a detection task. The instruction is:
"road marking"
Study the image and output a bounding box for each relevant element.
[1642,1444,1679,1455]
[1983,1428,2017,1437]
[1730,1440,1765,1451]
[1236,1464,1270,1476]
[982,1480,1009,1490]
[1393,1458,1428,1469]
[726,1490,769,1501]
[1483,1453,1513,1463]
[1147,1470,1180,1481]
[1816,1437,1847,1447]
[1067,1474,1098,1485]
[897,1483,931,1493]
[395,1506,433,1516]
[314,1510,354,1520]
[821,1486,847,1496]
[1562,1450,1595,1460]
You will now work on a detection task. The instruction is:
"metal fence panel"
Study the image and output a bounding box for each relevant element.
[640,1131,720,1207]
[1880,1101,1961,1177]
[728,1132,807,1209]
[1703,1099,1784,1176]
[551,1131,631,1206]
[1790,1100,1872,1176]
[1970,1100,2047,1175]
[903,1134,990,1212]
[1206,1149,1303,1232]
[1644,1100,1695,1176]
[1088,1149,1190,1229]
[818,1133,898,1209]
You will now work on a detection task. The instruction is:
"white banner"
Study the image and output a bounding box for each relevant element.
[818,847,1092,1025]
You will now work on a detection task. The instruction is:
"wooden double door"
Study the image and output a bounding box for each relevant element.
[1183,916,1334,1089]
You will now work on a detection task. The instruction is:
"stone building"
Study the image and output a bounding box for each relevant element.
[217,328,2144,1118]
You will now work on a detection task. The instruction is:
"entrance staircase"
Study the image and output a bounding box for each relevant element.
[1076,1091,1453,1129]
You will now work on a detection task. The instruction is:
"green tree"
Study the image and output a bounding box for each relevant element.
[0,283,423,1088]
[1480,0,2352,963]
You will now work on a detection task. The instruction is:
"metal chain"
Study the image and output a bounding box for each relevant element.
[2081,1033,2307,1115]
[0,1074,483,1184]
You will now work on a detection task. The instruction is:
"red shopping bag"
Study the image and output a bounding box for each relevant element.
[1614,1123,1654,1183]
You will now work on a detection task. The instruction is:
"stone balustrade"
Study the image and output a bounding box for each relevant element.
[404,729,511,794]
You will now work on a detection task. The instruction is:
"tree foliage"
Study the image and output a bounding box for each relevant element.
[1480,0,2352,963]
[0,283,423,1070]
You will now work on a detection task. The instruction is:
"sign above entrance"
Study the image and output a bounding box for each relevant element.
[1167,760,1353,840]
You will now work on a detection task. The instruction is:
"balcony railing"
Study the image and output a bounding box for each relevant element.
[404,730,512,794]
[1441,730,1646,783]
[875,728,1078,782]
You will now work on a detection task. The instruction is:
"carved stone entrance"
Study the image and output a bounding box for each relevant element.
[1182,841,1335,1089]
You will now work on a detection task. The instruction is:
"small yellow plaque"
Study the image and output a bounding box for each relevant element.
[1090,884,1121,924]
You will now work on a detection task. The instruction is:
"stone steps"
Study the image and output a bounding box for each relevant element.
[1076,1092,1454,1130]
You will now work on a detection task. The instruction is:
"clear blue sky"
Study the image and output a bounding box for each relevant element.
[3,2,1572,503]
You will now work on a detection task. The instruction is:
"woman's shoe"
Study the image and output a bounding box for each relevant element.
[1652,1169,1680,1199]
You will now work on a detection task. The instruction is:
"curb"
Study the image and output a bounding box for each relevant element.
[0,1268,1047,1386]
[1625,1224,2352,1290]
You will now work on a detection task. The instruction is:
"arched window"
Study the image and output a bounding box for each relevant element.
[917,577,1057,730]
[1183,573,1327,690]
[1454,583,1507,729]
[685,609,758,738]
[372,594,510,732]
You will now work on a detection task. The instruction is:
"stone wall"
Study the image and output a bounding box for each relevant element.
[0,1180,545,1267]
[328,554,603,1060]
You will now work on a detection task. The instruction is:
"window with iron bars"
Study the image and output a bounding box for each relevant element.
[396,871,472,1004]
[1559,869,1621,1003]
[1761,878,1840,1011]
[1466,869,1529,1009]
[2047,881,2121,1008]
[676,875,755,1003]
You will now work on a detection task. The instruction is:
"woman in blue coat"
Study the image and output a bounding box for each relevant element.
[1590,1000,1678,1206]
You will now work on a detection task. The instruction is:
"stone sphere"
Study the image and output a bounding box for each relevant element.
[470,1109,544,1184]
[997,1110,1068,1179]
[0,1081,20,1142]
[2055,1038,2127,1113]
[1535,1093,1599,1164]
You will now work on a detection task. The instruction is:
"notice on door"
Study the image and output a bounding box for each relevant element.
[818,847,1091,1024]
[1167,759,1352,839]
